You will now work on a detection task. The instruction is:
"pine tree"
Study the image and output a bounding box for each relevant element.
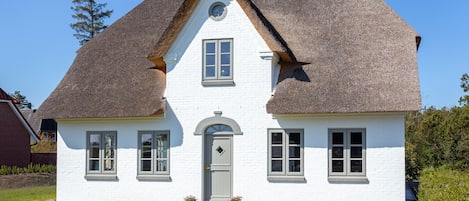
[70,0,113,45]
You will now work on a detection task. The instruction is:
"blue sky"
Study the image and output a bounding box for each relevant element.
[0,1,467,109]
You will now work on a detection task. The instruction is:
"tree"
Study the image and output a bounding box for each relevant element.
[70,0,113,46]
[9,91,32,109]
[459,73,469,105]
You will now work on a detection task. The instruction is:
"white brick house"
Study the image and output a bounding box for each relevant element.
[38,0,421,200]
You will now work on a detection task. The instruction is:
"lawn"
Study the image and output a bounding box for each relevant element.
[0,185,55,201]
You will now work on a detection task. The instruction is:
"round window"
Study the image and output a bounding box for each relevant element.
[209,2,227,21]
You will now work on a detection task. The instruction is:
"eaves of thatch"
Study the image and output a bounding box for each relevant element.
[37,0,421,119]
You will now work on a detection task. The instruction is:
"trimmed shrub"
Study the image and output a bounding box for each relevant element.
[418,167,469,201]
[0,164,56,175]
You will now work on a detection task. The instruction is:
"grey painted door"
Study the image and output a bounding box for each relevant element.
[204,134,232,201]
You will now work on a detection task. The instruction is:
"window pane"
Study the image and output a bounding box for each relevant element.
[289,133,301,144]
[141,160,151,171]
[289,146,300,158]
[104,159,114,171]
[142,134,152,146]
[332,160,344,172]
[350,160,362,172]
[206,66,215,77]
[89,160,99,171]
[142,146,152,158]
[156,134,168,147]
[90,147,100,158]
[206,55,215,65]
[104,134,115,158]
[206,42,215,53]
[220,42,230,53]
[332,132,343,144]
[221,54,230,65]
[157,147,168,158]
[271,132,283,144]
[272,146,282,158]
[289,160,301,172]
[351,132,362,144]
[351,146,362,158]
[156,160,167,172]
[271,160,283,172]
[332,147,343,158]
[220,66,230,77]
[90,134,100,146]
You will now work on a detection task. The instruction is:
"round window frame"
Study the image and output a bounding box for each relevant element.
[209,2,227,21]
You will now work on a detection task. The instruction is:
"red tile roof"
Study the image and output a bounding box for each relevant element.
[0,88,18,103]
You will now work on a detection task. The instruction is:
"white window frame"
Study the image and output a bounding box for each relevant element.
[85,131,117,180]
[202,39,234,86]
[267,129,304,182]
[328,128,367,182]
[137,130,171,181]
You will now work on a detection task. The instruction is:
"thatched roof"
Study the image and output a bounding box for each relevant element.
[257,0,421,113]
[38,0,420,119]
[37,0,199,119]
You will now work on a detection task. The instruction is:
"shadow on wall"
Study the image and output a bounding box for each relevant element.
[60,103,184,150]
[275,115,405,149]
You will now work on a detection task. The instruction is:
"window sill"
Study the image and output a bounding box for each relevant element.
[267,176,305,182]
[137,175,171,181]
[202,80,234,86]
[328,176,369,183]
[84,174,118,181]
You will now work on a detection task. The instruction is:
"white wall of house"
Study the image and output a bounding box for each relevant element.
[56,0,405,200]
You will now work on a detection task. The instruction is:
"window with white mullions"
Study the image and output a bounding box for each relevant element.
[328,128,366,180]
[138,131,170,178]
[203,39,233,85]
[268,129,304,182]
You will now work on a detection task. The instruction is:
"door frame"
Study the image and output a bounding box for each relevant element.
[203,132,233,201]
[194,111,243,201]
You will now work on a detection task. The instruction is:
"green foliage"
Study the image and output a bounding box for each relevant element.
[460,73,469,105]
[0,185,55,201]
[8,91,32,109]
[405,73,469,180]
[71,0,113,45]
[0,164,56,175]
[418,167,469,201]
[184,195,197,201]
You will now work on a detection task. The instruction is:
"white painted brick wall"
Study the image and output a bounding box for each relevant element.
[56,0,405,200]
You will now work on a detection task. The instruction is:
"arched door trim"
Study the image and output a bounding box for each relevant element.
[194,111,243,135]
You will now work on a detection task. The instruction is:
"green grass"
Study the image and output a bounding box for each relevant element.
[0,185,55,201]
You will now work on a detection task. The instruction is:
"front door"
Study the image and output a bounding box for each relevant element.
[204,130,232,201]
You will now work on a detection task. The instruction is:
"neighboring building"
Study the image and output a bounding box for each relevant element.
[0,88,40,167]
[37,0,421,200]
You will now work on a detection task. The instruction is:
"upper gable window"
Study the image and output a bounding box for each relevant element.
[209,2,227,21]
[202,39,234,86]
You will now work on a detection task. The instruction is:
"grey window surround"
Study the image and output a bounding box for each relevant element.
[209,2,228,21]
[136,175,171,181]
[202,39,233,86]
[85,131,117,180]
[137,130,170,181]
[328,128,367,182]
[267,129,304,182]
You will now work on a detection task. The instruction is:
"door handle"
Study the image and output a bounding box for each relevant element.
[205,164,210,173]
